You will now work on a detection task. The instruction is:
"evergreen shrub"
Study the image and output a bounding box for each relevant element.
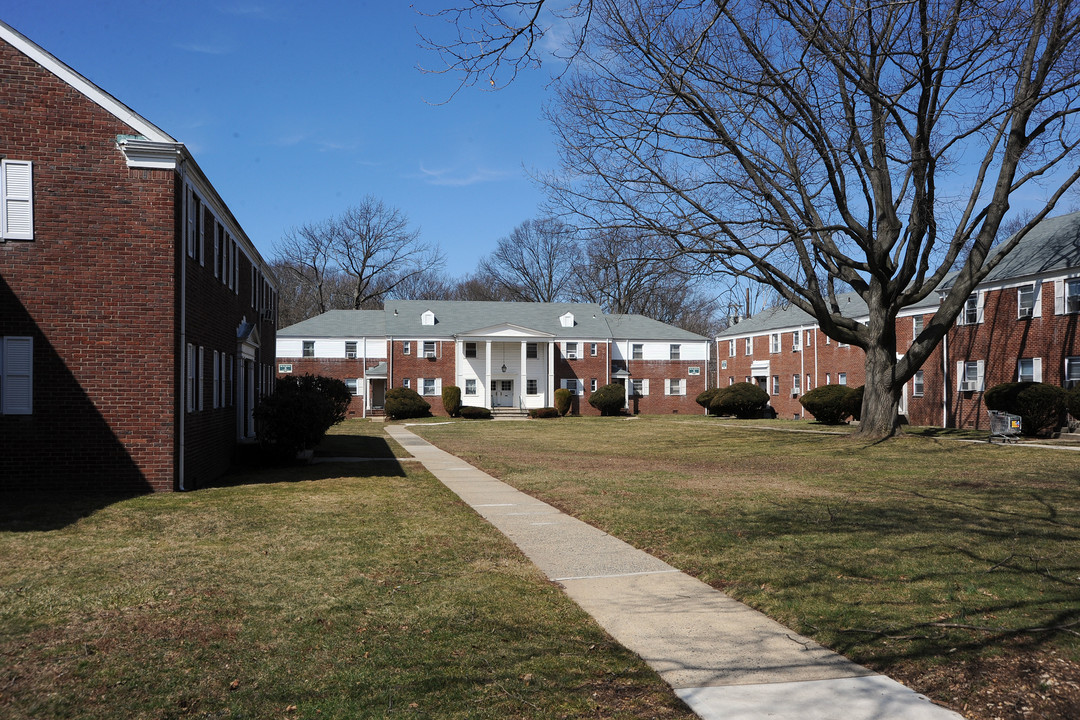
[529,407,560,419]
[442,385,462,417]
[459,406,493,420]
[385,387,431,420]
[985,381,1066,435]
[799,384,855,424]
[710,382,769,418]
[554,388,574,416]
[696,387,723,414]
[588,383,627,416]
[254,374,352,460]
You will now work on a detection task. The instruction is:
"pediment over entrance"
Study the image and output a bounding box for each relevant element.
[457,323,555,339]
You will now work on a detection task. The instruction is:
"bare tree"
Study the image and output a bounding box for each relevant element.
[273,197,443,320]
[425,0,1080,438]
[477,217,583,301]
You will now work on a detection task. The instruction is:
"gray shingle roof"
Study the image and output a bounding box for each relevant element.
[605,314,708,341]
[979,210,1080,283]
[277,309,385,338]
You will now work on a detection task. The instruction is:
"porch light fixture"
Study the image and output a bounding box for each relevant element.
[501,364,507,373]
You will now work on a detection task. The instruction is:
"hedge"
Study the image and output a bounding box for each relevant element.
[442,385,462,417]
[710,382,770,418]
[696,387,723,414]
[588,383,627,416]
[529,407,560,419]
[985,381,1067,436]
[385,387,431,420]
[554,388,573,416]
[253,374,352,460]
[798,384,855,424]
[459,405,493,420]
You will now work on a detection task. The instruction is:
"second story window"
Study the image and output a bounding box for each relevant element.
[345,341,357,359]
[302,341,315,358]
[670,344,680,360]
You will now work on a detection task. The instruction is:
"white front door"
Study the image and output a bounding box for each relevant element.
[491,379,514,407]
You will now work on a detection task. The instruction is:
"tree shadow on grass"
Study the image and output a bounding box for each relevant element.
[0,491,149,533]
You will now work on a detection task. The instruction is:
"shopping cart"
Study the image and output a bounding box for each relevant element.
[988,410,1022,444]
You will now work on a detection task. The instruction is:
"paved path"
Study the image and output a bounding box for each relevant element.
[384,425,965,720]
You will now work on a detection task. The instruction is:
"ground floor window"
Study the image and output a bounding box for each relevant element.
[837,373,847,386]
[0,336,33,415]
[1066,357,1080,388]
[913,370,924,397]
[771,375,780,395]
[666,379,685,395]
[792,374,801,395]
[527,378,538,394]
[465,378,477,395]
[422,378,438,396]
[1018,357,1042,383]
[345,379,359,395]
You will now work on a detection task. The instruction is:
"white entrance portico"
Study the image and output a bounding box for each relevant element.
[456,324,556,411]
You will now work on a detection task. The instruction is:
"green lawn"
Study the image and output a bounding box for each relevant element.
[0,426,692,720]
[411,415,1080,716]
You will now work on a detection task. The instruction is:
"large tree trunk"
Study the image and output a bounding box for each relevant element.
[856,305,902,439]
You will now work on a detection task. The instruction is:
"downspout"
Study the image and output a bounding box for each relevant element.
[942,333,949,428]
[814,327,819,388]
[178,163,188,492]
[361,335,367,419]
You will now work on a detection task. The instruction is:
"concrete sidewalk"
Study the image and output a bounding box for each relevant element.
[384,425,965,720]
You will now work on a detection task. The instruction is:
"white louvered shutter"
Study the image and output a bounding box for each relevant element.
[1056,280,1066,314]
[976,360,985,391]
[976,292,985,323]
[955,361,964,392]
[2,160,33,240]
[1033,283,1043,318]
[2,336,33,414]
[1033,357,1043,383]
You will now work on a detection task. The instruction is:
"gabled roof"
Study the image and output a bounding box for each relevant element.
[383,300,613,338]
[277,310,386,338]
[606,314,708,341]
[972,210,1080,284]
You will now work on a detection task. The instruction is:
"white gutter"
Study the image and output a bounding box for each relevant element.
[942,333,949,427]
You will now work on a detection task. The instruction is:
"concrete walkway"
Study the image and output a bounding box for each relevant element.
[384,425,965,720]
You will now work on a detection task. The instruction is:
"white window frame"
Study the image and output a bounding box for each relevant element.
[403,378,411,389]
[913,370,924,397]
[562,378,585,396]
[528,378,539,395]
[423,341,436,358]
[1,336,33,414]
[1017,284,1037,319]
[745,338,753,355]
[792,332,801,352]
[959,292,985,325]
[421,378,439,396]
[565,342,579,359]
[632,343,644,360]
[345,341,358,359]
[629,378,649,396]
[1058,278,1080,314]
[670,344,681,360]
[729,339,736,357]
[1,160,34,241]
[345,378,359,396]
[771,375,780,395]
[792,374,801,396]
[956,360,985,392]
[590,342,598,357]
[1066,357,1080,389]
[302,341,315,358]
[1017,357,1042,383]
[403,341,411,355]
[769,333,781,353]
[838,372,847,386]
[465,379,477,395]
[665,378,686,396]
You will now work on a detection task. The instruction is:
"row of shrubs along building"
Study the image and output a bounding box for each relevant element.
[716,210,1080,430]
[274,300,711,417]
[0,21,277,492]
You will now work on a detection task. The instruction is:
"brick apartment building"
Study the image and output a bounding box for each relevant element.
[276,301,710,417]
[0,21,277,492]
[716,211,1080,429]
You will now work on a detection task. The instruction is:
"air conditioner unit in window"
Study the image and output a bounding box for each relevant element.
[1018,308,1033,318]
[424,351,436,359]
[960,381,977,392]
[567,353,578,359]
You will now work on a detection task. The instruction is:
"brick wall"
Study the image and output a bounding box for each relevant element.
[278,357,368,417]
[392,339,456,414]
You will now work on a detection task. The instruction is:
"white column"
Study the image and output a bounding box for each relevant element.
[485,341,492,408]
[520,341,527,409]
[548,340,556,405]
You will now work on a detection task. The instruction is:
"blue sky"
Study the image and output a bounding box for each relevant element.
[4,1,559,277]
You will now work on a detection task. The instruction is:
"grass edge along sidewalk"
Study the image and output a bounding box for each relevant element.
[0,446,695,719]
[409,415,1080,720]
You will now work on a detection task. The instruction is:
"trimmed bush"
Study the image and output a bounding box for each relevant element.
[985,381,1066,436]
[254,374,352,460]
[442,385,462,417]
[459,405,493,420]
[844,385,865,421]
[589,383,627,416]
[529,407,560,419]
[710,382,770,419]
[696,387,724,415]
[385,387,431,420]
[799,384,855,424]
[554,388,574,416]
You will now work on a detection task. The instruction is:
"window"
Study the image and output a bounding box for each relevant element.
[630,379,648,396]
[565,342,579,359]
[632,343,644,359]
[913,315,924,336]
[806,331,813,347]
[838,341,849,348]
[745,338,753,355]
[728,376,735,386]
[805,374,811,392]
[464,342,477,358]
[423,341,436,358]
[186,344,197,412]
[590,378,597,392]
[729,340,736,357]
[302,341,314,358]
[792,374,801,396]
[826,373,832,385]
[345,379,359,395]
[666,379,685,396]
[528,379,539,394]
[212,350,220,409]
[403,378,411,389]
[197,347,205,411]
[1066,357,1080,388]
[769,334,781,353]
[465,379,477,395]
[1,160,33,241]
[670,344,681,360]
[771,375,779,395]
[562,378,584,395]
[421,310,436,326]
[1,336,33,414]
[960,293,983,325]
[345,341,357,359]
[957,360,985,392]
[1063,279,1080,314]
[526,343,538,359]
[422,378,438,396]
[913,370,924,397]
[1018,284,1036,318]
[590,343,598,357]
[838,372,847,386]
[1018,358,1042,383]
[792,332,801,351]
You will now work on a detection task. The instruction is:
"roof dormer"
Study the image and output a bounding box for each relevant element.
[421,309,436,326]
[559,311,575,328]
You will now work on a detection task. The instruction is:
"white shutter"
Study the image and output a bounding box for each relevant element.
[1033,282,1043,318]
[664,379,672,396]
[976,291,985,323]
[956,361,964,392]
[1033,357,1043,383]
[1,336,33,414]
[213,350,220,409]
[641,379,650,396]
[2,160,33,240]
[976,360,985,391]
[1056,280,1066,314]
[679,379,686,395]
[435,378,442,395]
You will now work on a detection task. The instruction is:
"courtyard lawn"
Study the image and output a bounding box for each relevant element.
[0,428,693,720]
[411,415,1080,719]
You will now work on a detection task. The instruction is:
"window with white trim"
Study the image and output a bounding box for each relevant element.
[526,343,538,359]
[565,342,579,359]
[423,341,436,358]
[345,379,359,395]
[826,373,832,385]
[302,341,314,358]
[186,344,197,412]
[1066,357,1080,388]
[629,378,648,396]
[913,315,924,336]
[345,341,357,359]
[957,360,985,392]
[729,340,736,357]
[666,378,685,395]
[528,379,539,394]
[464,342,477,358]
[590,343,598,357]
[805,374,811,392]
[212,350,220,409]
[422,378,438,396]
[838,372,847,386]
[670,344,681,360]
[403,341,411,355]
[805,331,813,347]
[910,370,924,397]
[1018,284,1036,318]
[632,343,643,359]
[771,375,779,395]
[590,378,597,392]
[728,376,735,386]
[562,378,584,395]
[403,378,410,389]
[959,293,984,325]
[1065,279,1080,314]
[0,336,33,414]
[792,332,801,351]
[1,160,33,241]
[769,334,780,353]
[465,378,477,395]
[1017,357,1040,383]
[744,338,753,355]
[792,374,801,396]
